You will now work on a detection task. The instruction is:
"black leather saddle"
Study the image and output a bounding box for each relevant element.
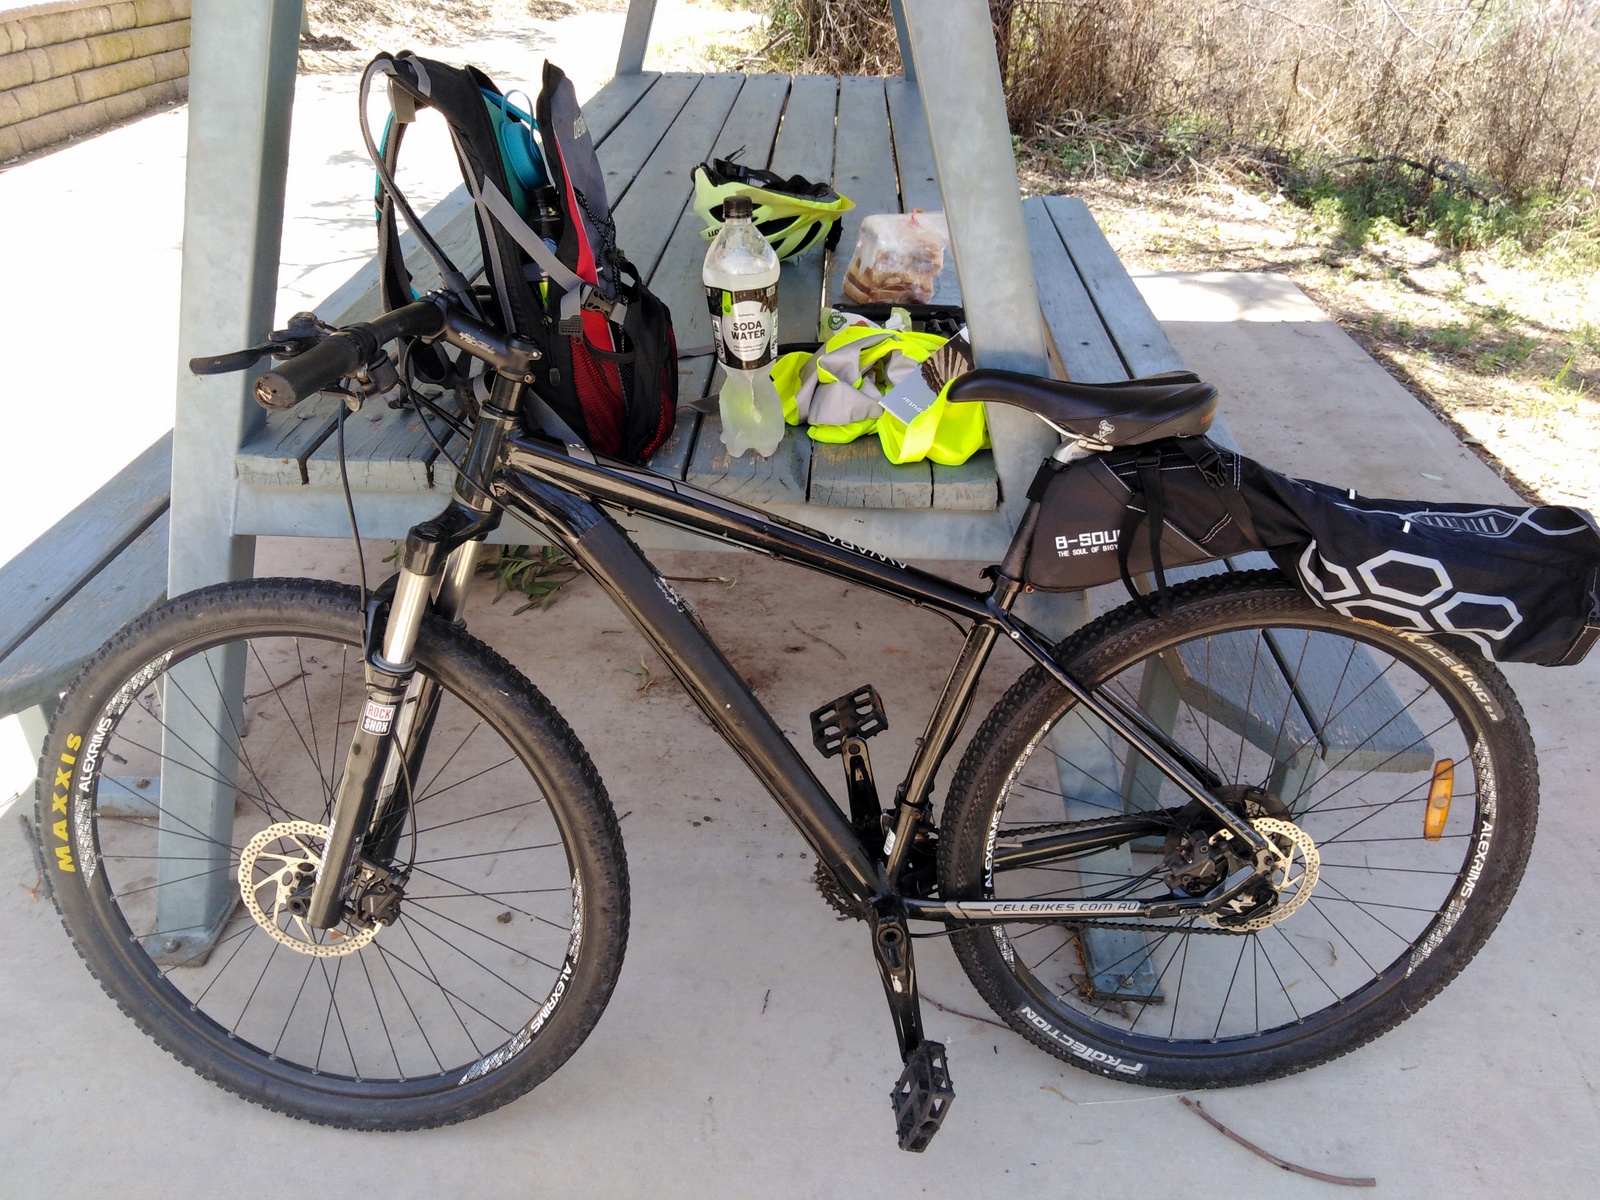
[945,368,1217,446]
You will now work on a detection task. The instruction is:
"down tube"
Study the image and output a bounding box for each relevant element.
[508,474,881,904]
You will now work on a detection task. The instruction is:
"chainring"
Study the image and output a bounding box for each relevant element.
[812,861,867,921]
[237,821,378,957]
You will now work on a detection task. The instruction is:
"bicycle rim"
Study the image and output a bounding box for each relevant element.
[944,573,1535,1076]
[54,588,602,1106]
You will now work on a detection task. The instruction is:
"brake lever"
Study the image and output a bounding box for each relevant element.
[187,312,332,377]
[189,345,278,376]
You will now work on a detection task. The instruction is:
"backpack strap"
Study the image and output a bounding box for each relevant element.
[360,55,482,318]
[474,176,631,337]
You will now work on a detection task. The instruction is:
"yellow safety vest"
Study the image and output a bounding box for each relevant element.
[768,327,989,465]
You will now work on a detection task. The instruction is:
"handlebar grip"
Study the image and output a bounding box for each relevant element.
[251,300,447,410]
[253,335,362,410]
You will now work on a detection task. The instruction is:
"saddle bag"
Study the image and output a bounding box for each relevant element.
[1259,473,1600,667]
[1026,436,1600,666]
[364,53,677,461]
[1024,437,1262,598]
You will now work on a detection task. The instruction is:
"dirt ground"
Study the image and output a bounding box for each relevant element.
[1016,162,1600,509]
[301,0,763,73]
[298,0,624,71]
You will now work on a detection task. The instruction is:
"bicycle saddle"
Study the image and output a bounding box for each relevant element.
[945,368,1217,445]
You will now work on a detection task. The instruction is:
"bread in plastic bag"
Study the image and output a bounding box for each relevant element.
[843,212,947,304]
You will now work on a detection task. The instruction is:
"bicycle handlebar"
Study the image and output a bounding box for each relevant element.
[251,299,447,410]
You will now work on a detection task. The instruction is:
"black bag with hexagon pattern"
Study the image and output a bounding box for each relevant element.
[1026,435,1600,666]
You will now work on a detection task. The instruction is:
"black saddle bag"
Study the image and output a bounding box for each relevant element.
[1024,437,1262,598]
[1026,436,1600,667]
[1260,473,1600,666]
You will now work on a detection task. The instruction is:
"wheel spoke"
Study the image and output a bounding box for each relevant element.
[947,575,1531,1074]
[63,600,618,1114]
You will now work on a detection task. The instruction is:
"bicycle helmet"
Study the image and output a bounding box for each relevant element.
[693,157,855,260]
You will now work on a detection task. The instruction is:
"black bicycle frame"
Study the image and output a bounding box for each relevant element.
[318,363,1272,932]
[485,430,1272,916]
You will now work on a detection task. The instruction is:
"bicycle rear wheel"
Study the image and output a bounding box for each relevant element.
[40,578,628,1129]
[940,571,1537,1088]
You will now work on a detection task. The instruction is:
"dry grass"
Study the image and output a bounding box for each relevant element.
[763,0,901,75]
[767,1,1600,201]
[1026,162,1600,506]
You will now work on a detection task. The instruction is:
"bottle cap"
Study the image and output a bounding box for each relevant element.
[721,195,753,219]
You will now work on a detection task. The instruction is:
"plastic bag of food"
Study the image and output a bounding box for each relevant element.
[842,212,947,304]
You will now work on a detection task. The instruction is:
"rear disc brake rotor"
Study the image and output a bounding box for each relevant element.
[1203,816,1320,932]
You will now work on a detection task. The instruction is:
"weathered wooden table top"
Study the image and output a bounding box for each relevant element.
[236,72,1003,524]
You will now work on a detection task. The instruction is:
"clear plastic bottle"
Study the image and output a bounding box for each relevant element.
[703,195,784,457]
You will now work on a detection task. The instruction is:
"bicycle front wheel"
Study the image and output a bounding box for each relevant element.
[940,571,1537,1088]
[39,578,628,1129]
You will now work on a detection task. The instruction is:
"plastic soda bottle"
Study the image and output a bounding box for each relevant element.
[703,195,784,457]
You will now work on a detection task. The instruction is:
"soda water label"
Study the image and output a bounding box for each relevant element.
[706,285,778,369]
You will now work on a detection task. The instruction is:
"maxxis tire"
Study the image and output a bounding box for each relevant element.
[938,570,1538,1090]
[37,578,629,1130]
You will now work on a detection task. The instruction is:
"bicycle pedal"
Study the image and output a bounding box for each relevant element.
[809,685,888,758]
[890,1041,954,1153]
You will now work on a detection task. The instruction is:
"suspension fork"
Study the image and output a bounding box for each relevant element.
[304,564,436,929]
[361,540,484,863]
[304,379,520,929]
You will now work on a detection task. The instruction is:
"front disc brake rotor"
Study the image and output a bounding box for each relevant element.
[1203,816,1321,932]
[237,821,378,957]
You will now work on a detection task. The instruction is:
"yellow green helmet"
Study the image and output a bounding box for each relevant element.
[693,157,855,260]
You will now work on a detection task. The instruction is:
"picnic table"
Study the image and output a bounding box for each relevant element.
[235,72,998,540]
[0,0,1248,778]
[0,0,1146,740]
[0,0,1429,966]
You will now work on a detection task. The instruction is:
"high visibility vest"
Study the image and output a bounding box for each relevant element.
[768,326,989,465]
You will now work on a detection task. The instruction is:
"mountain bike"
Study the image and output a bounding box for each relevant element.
[37,293,1537,1151]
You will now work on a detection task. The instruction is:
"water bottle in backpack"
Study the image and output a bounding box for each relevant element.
[703,195,784,457]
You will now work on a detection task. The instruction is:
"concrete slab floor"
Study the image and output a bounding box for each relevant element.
[3,282,1597,1198]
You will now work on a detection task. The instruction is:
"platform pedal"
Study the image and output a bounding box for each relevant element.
[809,685,888,758]
[891,1041,954,1152]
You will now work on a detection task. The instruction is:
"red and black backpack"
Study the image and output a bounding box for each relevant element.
[362,52,677,461]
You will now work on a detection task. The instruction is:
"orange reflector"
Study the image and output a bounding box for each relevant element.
[1424,760,1454,841]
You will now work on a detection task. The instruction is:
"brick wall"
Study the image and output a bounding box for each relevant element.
[0,0,192,161]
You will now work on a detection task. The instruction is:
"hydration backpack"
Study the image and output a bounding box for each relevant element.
[361,52,677,461]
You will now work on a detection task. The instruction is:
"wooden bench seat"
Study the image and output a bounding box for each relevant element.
[0,436,171,742]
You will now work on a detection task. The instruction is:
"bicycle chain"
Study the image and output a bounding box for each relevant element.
[995,812,1177,840]
[1065,919,1235,936]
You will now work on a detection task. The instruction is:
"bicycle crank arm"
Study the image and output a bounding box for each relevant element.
[869,896,956,1153]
